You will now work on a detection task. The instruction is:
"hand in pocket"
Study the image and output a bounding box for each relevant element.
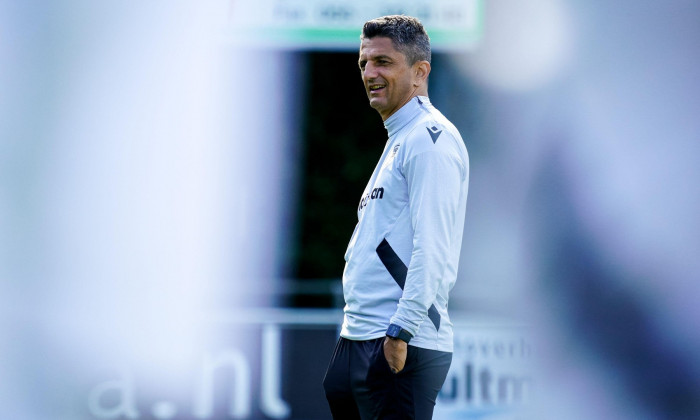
[383,337,407,374]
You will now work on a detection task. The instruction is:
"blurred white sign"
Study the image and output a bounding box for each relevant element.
[435,323,534,419]
[227,0,483,50]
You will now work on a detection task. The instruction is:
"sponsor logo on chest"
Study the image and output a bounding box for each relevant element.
[358,187,384,212]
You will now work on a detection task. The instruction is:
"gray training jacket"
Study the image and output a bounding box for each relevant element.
[340,96,469,352]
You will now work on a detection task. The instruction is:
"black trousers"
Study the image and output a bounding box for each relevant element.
[323,337,452,420]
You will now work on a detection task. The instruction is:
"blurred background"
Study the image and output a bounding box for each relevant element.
[2,0,699,419]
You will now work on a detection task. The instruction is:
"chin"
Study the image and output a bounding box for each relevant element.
[369,98,385,111]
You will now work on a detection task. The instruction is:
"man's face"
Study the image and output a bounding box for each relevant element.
[359,36,417,121]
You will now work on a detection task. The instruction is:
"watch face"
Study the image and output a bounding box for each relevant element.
[387,324,400,337]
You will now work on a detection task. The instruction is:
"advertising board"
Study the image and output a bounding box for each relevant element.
[84,309,531,419]
[227,0,483,50]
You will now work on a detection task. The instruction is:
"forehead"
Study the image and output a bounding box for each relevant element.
[359,36,403,60]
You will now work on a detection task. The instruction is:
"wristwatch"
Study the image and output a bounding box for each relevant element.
[386,324,413,344]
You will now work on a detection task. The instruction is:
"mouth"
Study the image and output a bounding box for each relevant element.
[368,84,386,95]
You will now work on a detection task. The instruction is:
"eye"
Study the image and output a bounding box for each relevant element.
[359,60,367,70]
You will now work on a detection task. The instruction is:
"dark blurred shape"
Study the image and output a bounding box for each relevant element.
[528,148,700,419]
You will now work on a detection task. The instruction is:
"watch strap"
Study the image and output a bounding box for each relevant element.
[386,323,413,343]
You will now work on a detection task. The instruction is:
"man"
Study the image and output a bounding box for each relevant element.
[323,15,470,420]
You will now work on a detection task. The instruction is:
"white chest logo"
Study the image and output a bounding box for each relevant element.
[381,143,400,171]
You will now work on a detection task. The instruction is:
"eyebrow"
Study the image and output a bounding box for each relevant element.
[359,54,393,64]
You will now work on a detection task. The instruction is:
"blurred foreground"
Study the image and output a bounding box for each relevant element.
[1,1,699,419]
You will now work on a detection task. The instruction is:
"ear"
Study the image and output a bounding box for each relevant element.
[413,60,431,87]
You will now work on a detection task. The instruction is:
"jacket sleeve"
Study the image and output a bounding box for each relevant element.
[389,139,466,337]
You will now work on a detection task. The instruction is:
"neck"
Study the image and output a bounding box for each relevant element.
[380,87,429,121]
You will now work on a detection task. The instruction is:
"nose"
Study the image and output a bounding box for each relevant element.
[363,62,378,79]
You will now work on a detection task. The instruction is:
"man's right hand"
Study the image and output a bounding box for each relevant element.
[383,337,407,373]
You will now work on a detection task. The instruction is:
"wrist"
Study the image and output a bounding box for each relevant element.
[386,323,413,344]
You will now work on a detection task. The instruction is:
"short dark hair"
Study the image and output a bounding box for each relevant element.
[361,15,431,65]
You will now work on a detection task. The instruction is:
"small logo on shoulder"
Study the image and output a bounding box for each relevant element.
[392,144,400,157]
[427,126,442,143]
